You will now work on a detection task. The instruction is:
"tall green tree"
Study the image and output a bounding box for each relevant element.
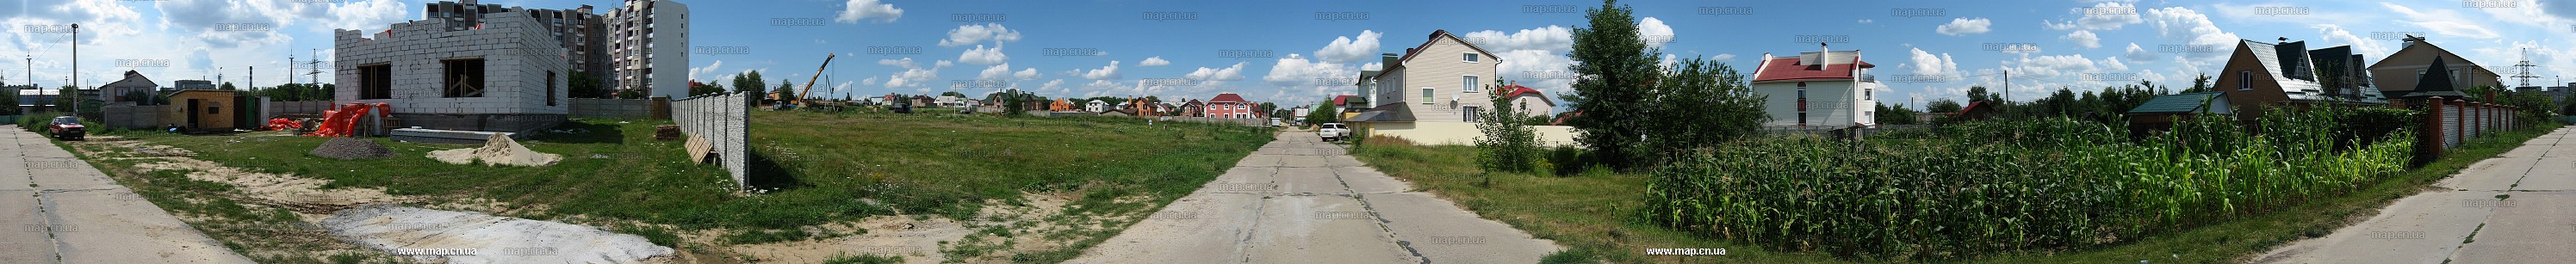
[219,82,237,90]
[1476,78,1541,175]
[1564,0,1662,170]
[568,71,604,98]
[1926,99,1965,114]
[731,71,766,94]
[2183,74,2213,93]
[1305,101,1340,125]
[1642,58,1767,154]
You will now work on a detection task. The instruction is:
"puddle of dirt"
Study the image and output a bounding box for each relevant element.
[720,193,1087,263]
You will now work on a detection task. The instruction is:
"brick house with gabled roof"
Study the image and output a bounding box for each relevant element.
[1205,93,1255,119]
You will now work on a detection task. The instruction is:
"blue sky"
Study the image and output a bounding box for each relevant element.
[10,0,2576,110]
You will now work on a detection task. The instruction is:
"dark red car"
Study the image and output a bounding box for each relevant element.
[45,116,84,140]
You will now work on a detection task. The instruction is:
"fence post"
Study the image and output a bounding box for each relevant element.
[2422,96,2446,162]
[2455,99,2468,144]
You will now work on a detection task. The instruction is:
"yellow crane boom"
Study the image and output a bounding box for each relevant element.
[795,53,836,107]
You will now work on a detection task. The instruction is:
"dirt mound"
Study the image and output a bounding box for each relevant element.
[129,157,405,213]
[428,133,561,166]
[308,137,394,160]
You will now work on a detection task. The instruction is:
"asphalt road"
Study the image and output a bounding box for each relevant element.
[1069,131,1560,263]
[0,126,252,263]
[2256,127,2576,264]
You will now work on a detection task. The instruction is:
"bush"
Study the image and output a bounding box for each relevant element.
[1643,108,2414,261]
[1545,145,1588,176]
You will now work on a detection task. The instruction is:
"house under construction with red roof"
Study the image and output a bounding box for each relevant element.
[1750,44,1884,127]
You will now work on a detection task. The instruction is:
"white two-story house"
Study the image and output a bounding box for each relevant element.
[1750,46,1881,127]
[1346,29,1505,144]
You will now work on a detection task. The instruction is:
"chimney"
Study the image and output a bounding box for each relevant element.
[1381,52,1400,71]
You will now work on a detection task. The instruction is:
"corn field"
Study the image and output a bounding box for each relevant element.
[1643,107,2414,260]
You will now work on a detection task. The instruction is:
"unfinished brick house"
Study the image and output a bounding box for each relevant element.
[335,14,569,134]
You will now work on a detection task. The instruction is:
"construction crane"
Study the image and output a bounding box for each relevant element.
[791,53,835,108]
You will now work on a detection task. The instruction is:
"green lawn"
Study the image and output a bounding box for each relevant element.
[67,109,1273,262]
[1350,122,2560,263]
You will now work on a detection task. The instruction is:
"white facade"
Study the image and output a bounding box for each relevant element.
[1085,101,1108,113]
[1367,30,1499,123]
[607,0,688,98]
[1749,50,1879,127]
[1752,81,1878,126]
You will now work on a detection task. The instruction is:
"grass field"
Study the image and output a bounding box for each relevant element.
[1349,122,2560,263]
[64,109,1274,262]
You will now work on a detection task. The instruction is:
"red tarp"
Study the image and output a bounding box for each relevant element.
[263,118,303,131]
[302,103,393,137]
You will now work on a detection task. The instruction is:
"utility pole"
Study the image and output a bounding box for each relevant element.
[307,49,321,87]
[2511,48,2539,88]
[71,23,79,115]
[2002,69,2010,116]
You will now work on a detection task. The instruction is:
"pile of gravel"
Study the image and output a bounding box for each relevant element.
[308,137,395,160]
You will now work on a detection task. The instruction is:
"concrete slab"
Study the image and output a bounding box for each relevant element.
[2512,158,2576,191]
[1273,167,1346,194]
[1334,167,1411,194]
[1235,154,1287,168]
[2448,192,2576,264]
[2498,145,2550,157]
[1068,192,1268,264]
[1241,194,1416,263]
[0,190,57,264]
[2438,157,2536,191]
[40,189,254,263]
[1320,156,1367,168]
[1277,156,1329,168]
[2255,190,2502,264]
[1362,193,1561,264]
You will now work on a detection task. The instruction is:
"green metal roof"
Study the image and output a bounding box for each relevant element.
[2126,92,2227,114]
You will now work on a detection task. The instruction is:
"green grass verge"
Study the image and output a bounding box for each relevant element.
[71,109,1271,261]
[1350,122,2561,263]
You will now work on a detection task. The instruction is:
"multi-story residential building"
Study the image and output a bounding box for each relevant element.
[98,71,159,104]
[2370,35,2502,98]
[1750,46,1880,127]
[1205,93,1256,119]
[425,1,611,93]
[607,0,690,98]
[1350,29,1500,124]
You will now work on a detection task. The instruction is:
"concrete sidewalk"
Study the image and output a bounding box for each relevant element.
[1070,132,1561,263]
[2254,127,2576,264]
[0,126,252,263]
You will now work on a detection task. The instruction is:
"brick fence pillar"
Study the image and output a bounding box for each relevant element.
[2455,99,2469,144]
[2421,96,2446,162]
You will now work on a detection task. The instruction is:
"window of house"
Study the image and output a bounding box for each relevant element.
[2238,71,2251,90]
[1463,106,1480,122]
[208,103,220,114]
[1463,53,1478,63]
[1797,82,1806,88]
[360,64,393,100]
[1463,76,1479,92]
[546,71,558,106]
[1864,89,1871,100]
[444,58,488,97]
[1421,88,1433,104]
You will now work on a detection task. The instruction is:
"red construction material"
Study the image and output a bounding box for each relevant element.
[264,118,304,131]
[302,103,394,137]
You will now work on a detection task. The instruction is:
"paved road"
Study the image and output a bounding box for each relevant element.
[0,125,252,263]
[2256,127,2576,264]
[1071,132,1561,263]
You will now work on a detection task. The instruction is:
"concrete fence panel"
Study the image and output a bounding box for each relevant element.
[568,98,656,119]
[670,92,751,191]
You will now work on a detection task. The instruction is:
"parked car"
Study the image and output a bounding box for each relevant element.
[45,115,85,140]
[1316,123,1349,141]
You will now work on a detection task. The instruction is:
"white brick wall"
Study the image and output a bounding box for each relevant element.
[335,15,569,115]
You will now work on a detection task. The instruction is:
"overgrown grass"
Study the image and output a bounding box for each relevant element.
[73,109,1270,261]
[1350,120,2561,263]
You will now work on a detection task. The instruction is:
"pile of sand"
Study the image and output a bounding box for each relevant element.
[428,133,562,166]
[320,206,673,263]
[308,138,395,160]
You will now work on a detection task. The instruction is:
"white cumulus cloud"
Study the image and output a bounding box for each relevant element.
[939,23,1022,46]
[1139,57,1170,66]
[1937,17,1992,36]
[835,0,903,23]
[1314,30,1384,64]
